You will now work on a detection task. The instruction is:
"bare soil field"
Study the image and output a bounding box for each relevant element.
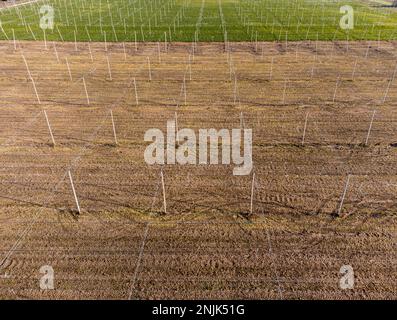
[0,40,396,299]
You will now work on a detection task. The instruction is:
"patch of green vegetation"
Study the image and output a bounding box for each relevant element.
[0,0,397,42]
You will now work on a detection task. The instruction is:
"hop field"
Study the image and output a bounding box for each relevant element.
[1,0,397,42]
[0,0,396,302]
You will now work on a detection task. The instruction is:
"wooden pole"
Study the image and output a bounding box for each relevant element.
[161,170,167,214]
[68,171,81,214]
[302,112,309,145]
[44,110,56,146]
[133,77,139,105]
[110,109,118,145]
[337,174,351,216]
[250,173,255,215]
[365,110,376,145]
[82,76,90,105]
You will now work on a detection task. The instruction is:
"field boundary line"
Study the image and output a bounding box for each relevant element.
[265,228,284,299]
[127,222,149,300]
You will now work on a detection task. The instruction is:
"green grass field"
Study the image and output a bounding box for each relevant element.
[1,0,397,42]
